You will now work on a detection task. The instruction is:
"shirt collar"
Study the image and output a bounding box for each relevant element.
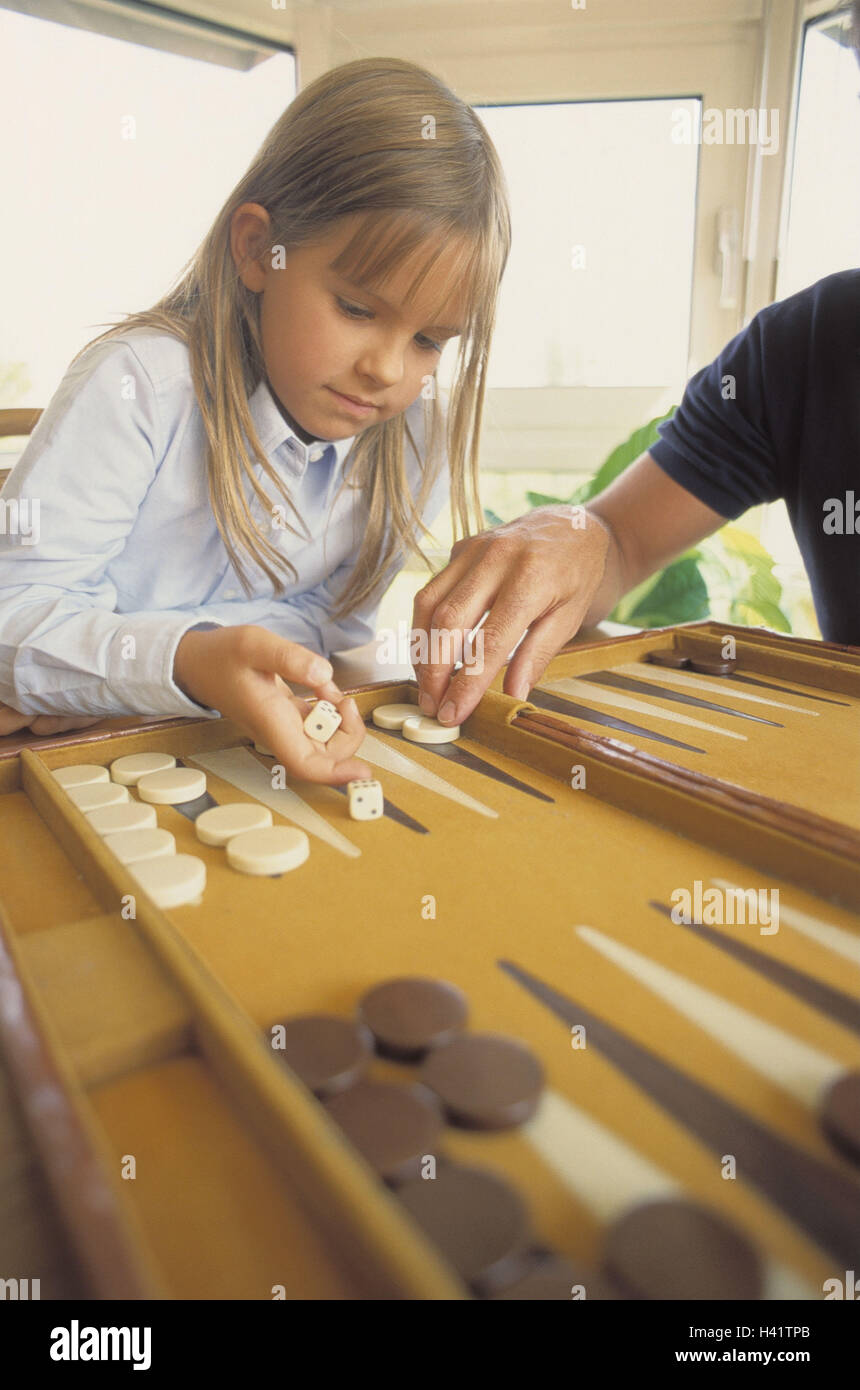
[248,376,355,479]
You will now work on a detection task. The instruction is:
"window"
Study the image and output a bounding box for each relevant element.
[778,7,860,298]
[477,99,699,392]
[0,3,295,421]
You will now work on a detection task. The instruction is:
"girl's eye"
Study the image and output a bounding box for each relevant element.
[336,297,373,320]
[415,333,442,353]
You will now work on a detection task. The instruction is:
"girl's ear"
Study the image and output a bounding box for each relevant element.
[231,203,273,292]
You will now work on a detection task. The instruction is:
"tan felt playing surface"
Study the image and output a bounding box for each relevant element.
[2,622,859,1299]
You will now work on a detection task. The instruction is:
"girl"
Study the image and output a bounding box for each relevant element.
[0,57,510,783]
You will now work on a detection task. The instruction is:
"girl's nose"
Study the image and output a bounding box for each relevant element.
[356,337,406,389]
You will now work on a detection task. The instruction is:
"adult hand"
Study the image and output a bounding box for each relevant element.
[174,625,371,785]
[411,505,611,726]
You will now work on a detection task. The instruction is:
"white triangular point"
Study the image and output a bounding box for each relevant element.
[617,663,820,716]
[526,1088,677,1221]
[574,925,843,1105]
[711,879,860,969]
[357,731,498,818]
[189,747,360,858]
[525,1089,814,1298]
[542,677,746,740]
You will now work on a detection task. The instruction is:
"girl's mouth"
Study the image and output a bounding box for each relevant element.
[326,387,378,419]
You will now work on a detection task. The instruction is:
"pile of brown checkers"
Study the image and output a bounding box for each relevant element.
[268,977,618,1299]
[647,648,737,677]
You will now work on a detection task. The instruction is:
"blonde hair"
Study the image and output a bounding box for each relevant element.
[74,57,511,619]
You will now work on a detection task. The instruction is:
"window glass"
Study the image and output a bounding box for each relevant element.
[0,7,295,411]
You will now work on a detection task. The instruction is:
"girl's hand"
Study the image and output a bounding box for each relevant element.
[0,703,103,737]
[174,625,372,786]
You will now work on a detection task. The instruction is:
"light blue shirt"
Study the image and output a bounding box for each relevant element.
[0,329,449,719]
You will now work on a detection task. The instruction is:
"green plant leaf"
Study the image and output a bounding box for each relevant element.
[619,554,710,627]
[524,491,568,509]
[576,407,679,504]
[483,506,505,528]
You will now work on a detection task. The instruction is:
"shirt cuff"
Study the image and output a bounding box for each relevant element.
[107,613,226,719]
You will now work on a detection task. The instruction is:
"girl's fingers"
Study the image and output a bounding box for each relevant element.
[301,751,373,786]
[261,632,333,689]
[29,715,103,735]
[0,705,31,735]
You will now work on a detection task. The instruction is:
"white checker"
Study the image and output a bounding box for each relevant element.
[347,779,384,820]
[195,802,273,847]
[85,802,158,837]
[110,751,177,786]
[137,767,207,805]
[66,782,130,812]
[52,764,110,789]
[303,699,342,744]
[371,703,420,730]
[401,715,460,745]
[104,827,177,865]
[226,825,310,876]
[129,853,206,907]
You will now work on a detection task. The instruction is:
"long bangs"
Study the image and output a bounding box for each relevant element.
[330,209,506,348]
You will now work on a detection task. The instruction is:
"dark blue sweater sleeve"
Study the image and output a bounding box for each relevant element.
[650,311,783,520]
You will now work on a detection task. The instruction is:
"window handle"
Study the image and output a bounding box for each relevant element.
[715,207,741,309]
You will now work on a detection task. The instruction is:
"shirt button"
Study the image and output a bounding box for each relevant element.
[224,589,239,599]
[307,444,325,463]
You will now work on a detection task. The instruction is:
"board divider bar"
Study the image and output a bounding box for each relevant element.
[19,747,465,1302]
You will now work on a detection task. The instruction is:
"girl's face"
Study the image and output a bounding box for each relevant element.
[233,208,468,442]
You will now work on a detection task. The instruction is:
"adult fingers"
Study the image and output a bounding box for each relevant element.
[411,542,504,715]
[426,565,541,726]
[501,603,586,700]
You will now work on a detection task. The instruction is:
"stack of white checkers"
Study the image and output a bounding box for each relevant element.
[51,750,314,906]
[371,703,461,743]
[53,753,211,908]
[194,803,309,875]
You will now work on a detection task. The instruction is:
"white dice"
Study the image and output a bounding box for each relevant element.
[303,699,342,744]
[347,779,384,821]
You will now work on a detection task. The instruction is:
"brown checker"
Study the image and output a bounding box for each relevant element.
[357,977,469,1061]
[688,657,737,676]
[646,648,691,669]
[419,1032,544,1130]
[273,1015,373,1098]
[485,1250,620,1301]
[820,1071,860,1165]
[323,1080,443,1184]
[603,1198,764,1300]
[396,1163,531,1290]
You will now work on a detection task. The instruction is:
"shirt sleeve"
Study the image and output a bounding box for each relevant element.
[0,340,224,720]
[650,309,783,520]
